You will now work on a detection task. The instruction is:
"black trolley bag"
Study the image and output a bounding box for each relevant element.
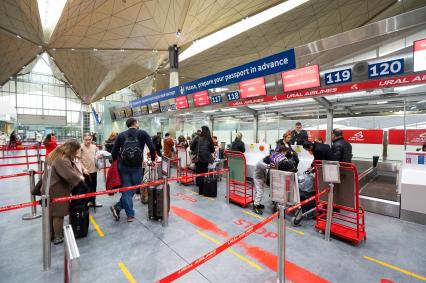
[69,181,90,238]
[203,164,218,197]
[148,164,170,220]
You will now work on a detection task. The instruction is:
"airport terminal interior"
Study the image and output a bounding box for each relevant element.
[1,0,426,282]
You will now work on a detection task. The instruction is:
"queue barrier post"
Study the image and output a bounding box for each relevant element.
[64,224,80,283]
[102,157,107,186]
[324,183,334,242]
[25,148,30,171]
[42,166,52,271]
[37,146,43,175]
[22,170,41,220]
[277,204,286,282]
[225,169,230,204]
[162,176,169,227]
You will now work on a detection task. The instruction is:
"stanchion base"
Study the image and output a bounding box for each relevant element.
[264,276,291,283]
[22,213,42,220]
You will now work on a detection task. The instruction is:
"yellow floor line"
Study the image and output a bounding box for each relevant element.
[196,230,263,271]
[242,210,305,236]
[89,214,104,238]
[184,189,197,195]
[203,196,215,201]
[118,261,138,283]
[363,256,426,281]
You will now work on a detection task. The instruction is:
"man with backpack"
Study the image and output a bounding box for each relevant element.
[110,118,155,222]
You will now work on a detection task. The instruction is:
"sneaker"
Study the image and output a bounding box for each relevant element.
[127,216,135,222]
[259,204,265,209]
[110,205,120,221]
[253,205,263,215]
[53,235,64,245]
[95,203,103,208]
[87,202,93,207]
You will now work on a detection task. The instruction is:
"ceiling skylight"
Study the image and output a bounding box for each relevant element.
[180,0,310,61]
[37,0,67,41]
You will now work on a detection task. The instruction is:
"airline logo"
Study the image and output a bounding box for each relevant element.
[348,131,365,142]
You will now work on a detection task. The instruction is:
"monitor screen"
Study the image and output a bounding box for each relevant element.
[175,96,189,109]
[239,77,266,99]
[151,102,161,113]
[193,90,210,106]
[281,65,320,92]
[140,105,149,115]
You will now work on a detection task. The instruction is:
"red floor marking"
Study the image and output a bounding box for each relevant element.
[170,205,330,283]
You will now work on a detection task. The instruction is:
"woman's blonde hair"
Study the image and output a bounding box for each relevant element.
[108,131,118,140]
[236,132,243,140]
[47,139,81,165]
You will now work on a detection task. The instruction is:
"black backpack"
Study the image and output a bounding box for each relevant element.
[121,132,143,167]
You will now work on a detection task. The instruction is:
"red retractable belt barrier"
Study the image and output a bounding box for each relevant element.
[156,189,329,283]
[0,172,29,180]
[0,200,40,213]
[0,161,39,167]
[0,154,44,160]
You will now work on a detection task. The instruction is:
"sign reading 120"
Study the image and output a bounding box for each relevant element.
[368,58,404,78]
[324,69,352,85]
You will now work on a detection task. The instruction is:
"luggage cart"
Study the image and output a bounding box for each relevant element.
[313,161,366,245]
[176,145,194,185]
[225,150,253,207]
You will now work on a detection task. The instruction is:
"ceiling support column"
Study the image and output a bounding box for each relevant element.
[326,109,334,145]
[169,45,179,88]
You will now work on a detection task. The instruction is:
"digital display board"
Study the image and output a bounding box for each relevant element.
[239,77,266,98]
[151,102,161,113]
[132,107,142,117]
[119,109,126,118]
[282,65,320,92]
[140,105,149,115]
[175,96,189,109]
[414,38,426,72]
[193,90,210,106]
[124,108,133,118]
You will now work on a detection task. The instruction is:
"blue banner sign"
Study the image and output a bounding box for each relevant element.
[210,95,222,104]
[324,68,352,85]
[368,58,404,79]
[130,48,295,107]
[91,106,101,124]
[226,91,240,101]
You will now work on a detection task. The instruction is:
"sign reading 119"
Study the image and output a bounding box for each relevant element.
[324,69,352,85]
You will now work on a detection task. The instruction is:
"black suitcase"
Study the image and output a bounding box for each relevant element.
[148,184,170,220]
[69,203,89,238]
[203,176,217,197]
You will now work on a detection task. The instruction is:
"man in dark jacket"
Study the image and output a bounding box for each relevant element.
[290,122,309,145]
[110,118,155,222]
[231,132,245,153]
[331,129,352,163]
[152,132,162,157]
[303,141,334,161]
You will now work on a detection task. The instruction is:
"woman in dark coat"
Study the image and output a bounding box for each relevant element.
[190,126,215,195]
[41,140,84,244]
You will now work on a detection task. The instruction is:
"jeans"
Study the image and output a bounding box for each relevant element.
[115,164,142,217]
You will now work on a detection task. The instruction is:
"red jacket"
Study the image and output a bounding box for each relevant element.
[106,160,121,192]
[45,136,58,157]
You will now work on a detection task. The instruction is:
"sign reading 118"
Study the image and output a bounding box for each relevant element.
[324,69,352,85]
[226,91,240,101]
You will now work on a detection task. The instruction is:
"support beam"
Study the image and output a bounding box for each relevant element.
[314,97,332,109]
[254,113,259,143]
[326,109,333,145]
[239,106,257,115]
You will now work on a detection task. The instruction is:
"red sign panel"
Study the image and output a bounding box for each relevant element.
[388,129,426,145]
[341,129,384,144]
[239,78,266,99]
[414,38,426,72]
[307,130,326,142]
[229,72,426,107]
[193,91,210,106]
[281,65,320,92]
[175,96,189,110]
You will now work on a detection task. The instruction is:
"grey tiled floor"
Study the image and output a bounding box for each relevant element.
[0,153,425,282]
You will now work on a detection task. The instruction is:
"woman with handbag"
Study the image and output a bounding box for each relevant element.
[190,126,215,195]
[41,140,85,244]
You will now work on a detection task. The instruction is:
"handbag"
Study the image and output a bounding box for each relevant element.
[191,137,200,163]
[106,160,122,195]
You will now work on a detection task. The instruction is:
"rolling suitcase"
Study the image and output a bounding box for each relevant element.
[69,181,90,238]
[69,203,89,238]
[147,165,170,220]
[203,165,218,197]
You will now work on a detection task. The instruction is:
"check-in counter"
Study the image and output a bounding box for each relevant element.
[400,151,426,225]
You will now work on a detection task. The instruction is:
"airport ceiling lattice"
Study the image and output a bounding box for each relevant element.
[0,0,425,104]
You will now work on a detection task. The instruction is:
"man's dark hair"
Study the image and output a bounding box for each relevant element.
[303,141,313,150]
[157,132,162,136]
[332,129,343,138]
[126,118,137,128]
[422,142,426,152]
[296,122,302,126]
[165,133,170,137]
